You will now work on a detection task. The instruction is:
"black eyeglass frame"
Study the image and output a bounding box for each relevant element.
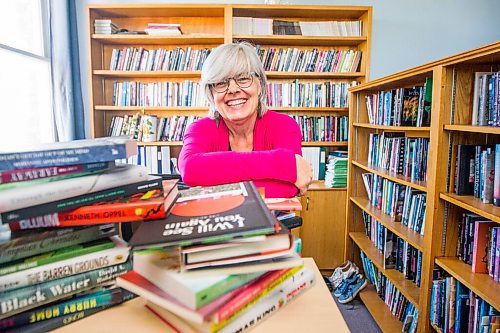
[210,71,259,93]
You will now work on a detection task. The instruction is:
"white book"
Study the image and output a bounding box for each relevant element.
[0,164,148,213]
[132,251,262,310]
[0,236,129,292]
[160,146,171,174]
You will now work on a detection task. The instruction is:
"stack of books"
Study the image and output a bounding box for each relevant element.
[325,151,348,188]
[145,23,182,36]
[94,19,119,35]
[0,136,174,331]
[117,181,313,332]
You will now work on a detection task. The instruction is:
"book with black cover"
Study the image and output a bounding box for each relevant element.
[129,181,278,249]
[454,144,476,195]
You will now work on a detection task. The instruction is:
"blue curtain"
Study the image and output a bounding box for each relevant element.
[49,0,85,141]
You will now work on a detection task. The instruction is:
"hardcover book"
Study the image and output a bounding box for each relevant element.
[1,176,165,224]
[0,164,149,214]
[472,220,496,273]
[0,136,137,171]
[0,224,117,264]
[129,181,279,249]
[132,251,262,310]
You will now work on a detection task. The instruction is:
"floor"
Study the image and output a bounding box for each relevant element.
[323,276,382,333]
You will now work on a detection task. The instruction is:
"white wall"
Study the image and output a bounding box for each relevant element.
[75,0,500,136]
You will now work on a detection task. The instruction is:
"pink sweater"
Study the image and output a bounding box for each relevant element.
[179,111,302,198]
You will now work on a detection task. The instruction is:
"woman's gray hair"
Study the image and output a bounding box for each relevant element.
[201,42,268,119]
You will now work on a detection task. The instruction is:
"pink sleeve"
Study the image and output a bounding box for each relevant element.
[179,115,301,197]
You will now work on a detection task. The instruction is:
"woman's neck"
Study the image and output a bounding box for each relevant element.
[225,115,257,152]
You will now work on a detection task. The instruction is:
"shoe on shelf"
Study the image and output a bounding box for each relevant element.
[329,262,359,290]
[333,273,361,298]
[338,275,368,304]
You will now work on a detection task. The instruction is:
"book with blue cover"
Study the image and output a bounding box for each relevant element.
[0,136,136,171]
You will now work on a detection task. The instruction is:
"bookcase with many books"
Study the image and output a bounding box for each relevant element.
[346,42,500,332]
[87,4,372,271]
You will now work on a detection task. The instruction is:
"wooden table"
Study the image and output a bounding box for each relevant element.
[54,258,349,332]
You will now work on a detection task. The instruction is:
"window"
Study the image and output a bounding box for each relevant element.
[0,0,54,151]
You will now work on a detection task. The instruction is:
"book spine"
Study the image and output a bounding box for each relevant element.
[0,224,117,264]
[0,164,148,214]
[215,266,302,323]
[0,288,135,330]
[0,239,129,292]
[494,144,500,206]
[218,267,315,333]
[0,162,112,186]
[0,239,115,276]
[0,261,131,319]
[1,176,163,223]
[0,140,135,170]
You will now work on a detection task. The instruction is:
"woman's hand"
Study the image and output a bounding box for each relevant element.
[294,154,313,196]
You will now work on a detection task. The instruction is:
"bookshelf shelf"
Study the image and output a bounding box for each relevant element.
[266,71,365,79]
[350,197,425,251]
[302,141,348,147]
[233,34,367,46]
[351,160,428,192]
[439,193,500,223]
[270,107,348,112]
[443,124,500,135]
[137,141,183,146]
[91,34,225,45]
[94,106,209,112]
[435,257,500,311]
[352,123,431,137]
[350,232,421,306]
[358,284,404,333]
[93,70,202,78]
[308,182,346,191]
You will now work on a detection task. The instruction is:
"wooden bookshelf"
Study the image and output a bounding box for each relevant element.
[351,232,420,306]
[350,197,425,251]
[358,285,404,332]
[435,257,500,311]
[345,41,500,333]
[87,4,372,271]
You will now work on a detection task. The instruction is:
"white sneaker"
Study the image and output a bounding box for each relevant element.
[328,261,359,289]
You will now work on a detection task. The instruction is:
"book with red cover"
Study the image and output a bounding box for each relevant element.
[129,181,278,250]
[472,220,496,273]
[13,179,178,228]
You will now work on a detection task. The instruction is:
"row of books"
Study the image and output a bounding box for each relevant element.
[255,46,362,73]
[368,133,429,182]
[456,212,499,280]
[111,80,207,107]
[362,173,427,235]
[361,212,423,286]
[117,145,175,176]
[430,273,499,333]
[266,80,358,108]
[292,115,348,143]
[108,114,199,143]
[454,144,500,206]
[232,17,363,37]
[94,19,119,35]
[109,47,212,72]
[364,78,433,127]
[324,151,347,188]
[360,251,419,333]
[472,71,500,127]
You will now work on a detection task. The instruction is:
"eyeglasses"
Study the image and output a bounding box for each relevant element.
[210,72,257,93]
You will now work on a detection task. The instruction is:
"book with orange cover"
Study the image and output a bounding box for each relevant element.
[264,197,302,211]
[16,179,178,227]
[472,220,496,273]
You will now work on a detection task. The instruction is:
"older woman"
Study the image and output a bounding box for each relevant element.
[178,42,313,198]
